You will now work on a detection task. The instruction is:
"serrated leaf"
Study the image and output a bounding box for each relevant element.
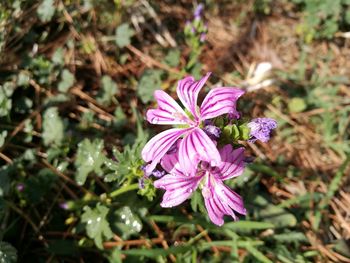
[110,206,143,239]
[137,69,163,104]
[115,23,135,48]
[164,49,180,67]
[97,75,118,106]
[81,204,113,249]
[58,69,75,92]
[37,0,55,22]
[42,107,64,146]
[75,139,105,185]
[0,242,17,263]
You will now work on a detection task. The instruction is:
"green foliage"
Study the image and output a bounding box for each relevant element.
[111,206,142,239]
[23,168,57,204]
[0,242,17,263]
[115,23,135,48]
[0,82,14,117]
[58,69,75,92]
[137,69,163,104]
[293,0,350,41]
[37,0,55,22]
[97,75,118,106]
[42,107,64,146]
[288,97,307,113]
[81,204,113,249]
[75,139,106,185]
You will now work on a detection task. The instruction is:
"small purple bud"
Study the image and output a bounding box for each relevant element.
[138,177,145,189]
[152,170,166,178]
[191,26,196,34]
[16,183,25,192]
[204,124,221,139]
[200,33,206,42]
[228,111,241,120]
[247,118,277,143]
[59,202,69,210]
[244,156,256,163]
[194,3,204,19]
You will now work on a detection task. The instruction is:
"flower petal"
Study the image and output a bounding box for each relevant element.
[141,128,189,175]
[218,145,245,180]
[217,182,246,216]
[202,175,246,225]
[200,87,244,120]
[147,90,190,125]
[177,72,211,120]
[160,151,184,176]
[178,128,221,176]
[154,174,201,207]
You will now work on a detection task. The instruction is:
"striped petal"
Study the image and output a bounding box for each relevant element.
[177,72,211,120]
[146,90,191,125]
[154,174,201,207]
[141,128,189,175]
[218,145,245,181]
[160,149,184,176]
[178,128,221,176]
[200,87,244,120]
[202,175,246,226]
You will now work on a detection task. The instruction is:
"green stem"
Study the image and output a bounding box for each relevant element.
[109,183,139,198]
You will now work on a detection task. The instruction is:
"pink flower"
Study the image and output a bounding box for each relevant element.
[154,144,247,226]
[141,72,244,175]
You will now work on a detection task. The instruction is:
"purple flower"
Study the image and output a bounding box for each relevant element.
[59,202,69,210]
[138,177,145,189]
[199,33,206,43]
[194,3,204,19]
[16,183,25,192]
[204,124,221,139]
[247,118,277,143]
[142,72,244,176]
[154,144,246,226]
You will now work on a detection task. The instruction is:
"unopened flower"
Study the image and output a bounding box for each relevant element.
[194,3,204,19]
[142,72,244,176]
[203,121,221,139]
[247,117,277,143]
[59,202,69,210]
[154,144,246,226]
[16,183,25,192]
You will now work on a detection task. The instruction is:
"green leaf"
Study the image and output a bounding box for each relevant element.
[47,240,79,256]
[137,69,163,104]
[243,244,272,263]
[0,242,17,263]
[42,107,64,146]
[0,166,10,197]
[224,221,275,231]
[97,75,118,106]
[288,98,307,113]
[0,130,7,148]
[75,139,106,185]
[164,49,180,67]
[110,206,143,239]
[115,23,135,48]
[81,204,113,249]
[37,0,55,22]
[23,168,57,204]
[58,69,75,92]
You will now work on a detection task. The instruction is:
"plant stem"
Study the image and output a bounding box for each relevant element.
[109,183,139,198]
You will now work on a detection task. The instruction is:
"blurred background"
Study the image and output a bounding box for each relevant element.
[0,0,349,262]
